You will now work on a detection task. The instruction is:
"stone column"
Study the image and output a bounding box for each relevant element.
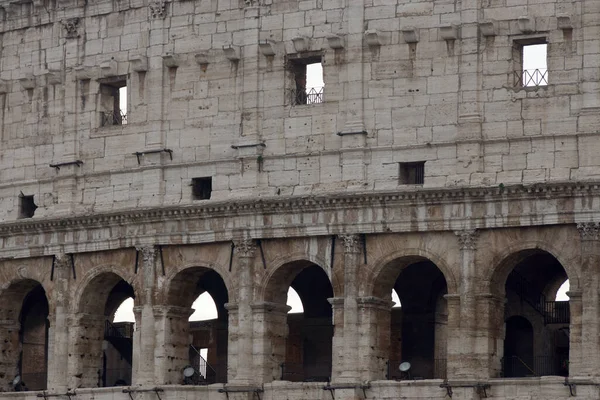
[46,254,71,391]
[231,239,257,384]
[448,230,492,379]
[225,303,239,381]
[328,297,345,381]
[153,305,193,384]
[356,296,393,381]
[336,234,362,383]
[0,319,20,391]
[574,222,600,377]
[251,302,290,382]
[67,313,106,388]
[566,290,583,377]
[132,246,158,386]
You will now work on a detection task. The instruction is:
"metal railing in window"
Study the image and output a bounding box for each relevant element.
[290,86,324,106]
[502,355,568,378]
[101,110,128,126]
[514,68,548,87]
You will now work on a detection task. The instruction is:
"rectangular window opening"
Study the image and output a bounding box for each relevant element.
[399,162,425,185]
[99,77,128,127]
[191,177,212,200]
[514,41,548,87]
[19,194,37,219]
[287,55,324,106]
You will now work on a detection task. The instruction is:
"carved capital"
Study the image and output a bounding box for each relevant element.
[54,253,72,269]
[577,222,600,241]
[455,229,478,250]
[136,245,157,265]
[148,1,167,19]
[338,234,362,254]
[233,239,257,258]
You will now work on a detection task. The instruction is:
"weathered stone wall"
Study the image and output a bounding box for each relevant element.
[0,0,596,220]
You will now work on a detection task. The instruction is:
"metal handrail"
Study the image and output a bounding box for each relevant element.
[189,345,217,385]
[290,86,324,105]
[514,68,548,87]
[101,110,128,126]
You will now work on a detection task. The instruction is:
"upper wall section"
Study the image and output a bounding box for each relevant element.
[0,0,598,220]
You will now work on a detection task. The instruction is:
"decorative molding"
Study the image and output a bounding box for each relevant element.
[233,239,257,258]
[148,1,167,19]
[0,182,600,247]
[62,18,80,38]
[455,229,478,250]
[577,222,600,241]
[136,245,157,265]
[54,253,71,269]
[339,234,362,254]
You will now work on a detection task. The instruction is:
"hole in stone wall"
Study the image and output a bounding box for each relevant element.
[19,194,37,219]
[99,76,128,126]
[191,177,212,200]
[286,54,324,105]
[399,162,425,185]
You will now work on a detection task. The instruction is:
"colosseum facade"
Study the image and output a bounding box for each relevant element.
[0,0,599,399]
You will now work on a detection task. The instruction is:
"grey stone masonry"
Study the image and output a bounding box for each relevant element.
[0,0,595,220]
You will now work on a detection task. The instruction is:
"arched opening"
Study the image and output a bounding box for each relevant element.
[499,250,570,377]
[76,273,135,388]
[375,257,448,380]
[0,280,49,392]
[166,268,228,385]
[266,261,333,382]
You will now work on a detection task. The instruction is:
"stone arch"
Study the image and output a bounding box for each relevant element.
[0,278,49,391]
[72,266,139,315]
[258,253,336,303]
[161,260,235,306]
[367,248,458,300]
[165,266,230,319]
[259,257,334,383]
[160,264,231,385]
[489,242,573,378]
[487,241,580,296]
[70,268,136,389]
[0,278,48,320]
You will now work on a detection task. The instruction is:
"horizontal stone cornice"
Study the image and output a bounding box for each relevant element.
[0,181,599,257]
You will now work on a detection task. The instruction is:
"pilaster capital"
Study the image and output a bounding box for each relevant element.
[577,222,600,241]
[233,239,257,258]
[455,229,478,250]
[54,253,72,269]
[152,305,193,319]
[328,297,345,309]
[356,296,395,311]
[136,245,158,264]
[338,234,362,254]
[251,301,291,314]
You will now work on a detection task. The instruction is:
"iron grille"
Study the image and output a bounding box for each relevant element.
[101,110,128,126]
[290,86,324,105]
[514,68,548,87]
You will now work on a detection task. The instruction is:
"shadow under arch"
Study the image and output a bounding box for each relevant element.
[164,266,230,384]
[490,248,572,378]
[262,258,334,383]
[74,271,135,388]
[372,254,449,380]
[488,242,580,296]
[367,248,458,299]
[258,252,337,303]
[0,279,49,392]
